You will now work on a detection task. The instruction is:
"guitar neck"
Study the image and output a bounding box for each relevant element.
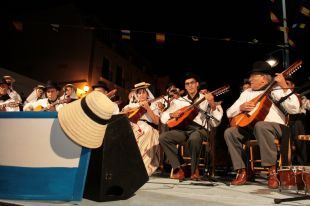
[255,59,303,103]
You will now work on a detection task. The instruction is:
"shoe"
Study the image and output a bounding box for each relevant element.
[171,168,185,181]
[190,168,201,181]
[268,165,279,189]
[231,168,247,185]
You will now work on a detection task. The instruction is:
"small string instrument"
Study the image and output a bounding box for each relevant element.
[127,95,164,123]
[230,59,303,127]
[106,89,117,99]
[166,85,230,128]
[33,98,70,111]
[0,101,20,111]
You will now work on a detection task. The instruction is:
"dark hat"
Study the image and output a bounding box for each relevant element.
[0,78,9,85]
[249,61,273,75]
[92,80,109,91]
[45,80,60,90]
[183,72,200,83]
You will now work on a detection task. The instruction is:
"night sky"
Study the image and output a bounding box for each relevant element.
[2,0,309,103]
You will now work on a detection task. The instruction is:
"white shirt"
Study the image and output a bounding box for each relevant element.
[161,93,223,130]
[123,101,160,123]
[23,98,64,112]
[227,86,300,125]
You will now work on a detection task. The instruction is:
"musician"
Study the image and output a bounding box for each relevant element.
[0,78,19,111]
[157,83,178,113]
[285,77,309,165]
[24,84,46,104]
[159,73,223,181]
[122,82,161,176]
[60,84,78,103]
[92,80,119,114]
[224,61,300,189]
[3,75,22,105]
[23,80,64,112]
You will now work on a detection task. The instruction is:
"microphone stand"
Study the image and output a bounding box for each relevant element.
[180,96,225,184]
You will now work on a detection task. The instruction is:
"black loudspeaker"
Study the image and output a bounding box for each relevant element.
[83,114,149,202]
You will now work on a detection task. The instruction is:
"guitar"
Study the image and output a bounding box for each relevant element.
[166,85,230,128]
[127,95,164,123]
[106,89,117,99]
[33,98,70,111]
[230,59,303,128]
[0,101,20,111]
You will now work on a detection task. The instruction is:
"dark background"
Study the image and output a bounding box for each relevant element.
[1,0,309,171]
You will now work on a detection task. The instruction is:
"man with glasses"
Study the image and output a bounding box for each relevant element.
[159,73,223,181]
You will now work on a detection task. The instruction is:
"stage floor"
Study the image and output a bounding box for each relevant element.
[1,174,310,206]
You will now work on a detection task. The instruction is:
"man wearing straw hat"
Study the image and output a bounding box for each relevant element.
[3,75,22,105]
[24,84,46,104]
[60,84,79,103]
[0,78,20,111]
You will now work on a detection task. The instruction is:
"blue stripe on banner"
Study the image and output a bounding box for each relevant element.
[0,148,90,201]
[0,112,58,118]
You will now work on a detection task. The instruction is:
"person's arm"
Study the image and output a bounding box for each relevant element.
[140,100,159,125]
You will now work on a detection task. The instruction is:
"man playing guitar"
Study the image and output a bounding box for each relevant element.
[0,78,20,111]
[224,61,301,189]
[23,80,64,112]
[159,73,223,181]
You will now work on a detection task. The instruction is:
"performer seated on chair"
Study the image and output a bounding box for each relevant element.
[23,80,64,112]
[122,82,161,176]
[285,77,310,165]
[0,78,20,111]
[224,61,300,189]
[24,84,46,104]
[159,73,223,181]
[60,84,79,103]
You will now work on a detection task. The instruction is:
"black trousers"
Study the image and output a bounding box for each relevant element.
[159,123,209,174]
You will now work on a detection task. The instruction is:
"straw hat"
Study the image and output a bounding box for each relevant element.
[3,75,16,83]
[34,84,45,90]
[132,82,151,90]
[58,91,115,148]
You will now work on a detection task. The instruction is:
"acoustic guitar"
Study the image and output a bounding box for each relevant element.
[230,59,303,128]
[33,98,70,111]
[166,85,230,128]
[127,95,164,123]
[0,101,20,111]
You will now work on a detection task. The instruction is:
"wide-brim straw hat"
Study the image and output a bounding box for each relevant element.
[3,75,16,83]
[34,84,45,90]
[58,91,115,148]
[131,82,151,91]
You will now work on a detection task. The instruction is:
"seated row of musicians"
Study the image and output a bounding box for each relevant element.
[123,61,307,191]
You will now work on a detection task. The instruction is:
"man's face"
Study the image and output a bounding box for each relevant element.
[184,78,199,95]
[0,83,8,95]
[136,89,148,101]
[46,88,58,101]
[249,73,269,91]
[65,87,73,96]
[35,88,44,97]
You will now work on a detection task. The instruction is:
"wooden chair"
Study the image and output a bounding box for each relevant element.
[297,135,310,142]
[245,138,291,174]
[170,140,212,178]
